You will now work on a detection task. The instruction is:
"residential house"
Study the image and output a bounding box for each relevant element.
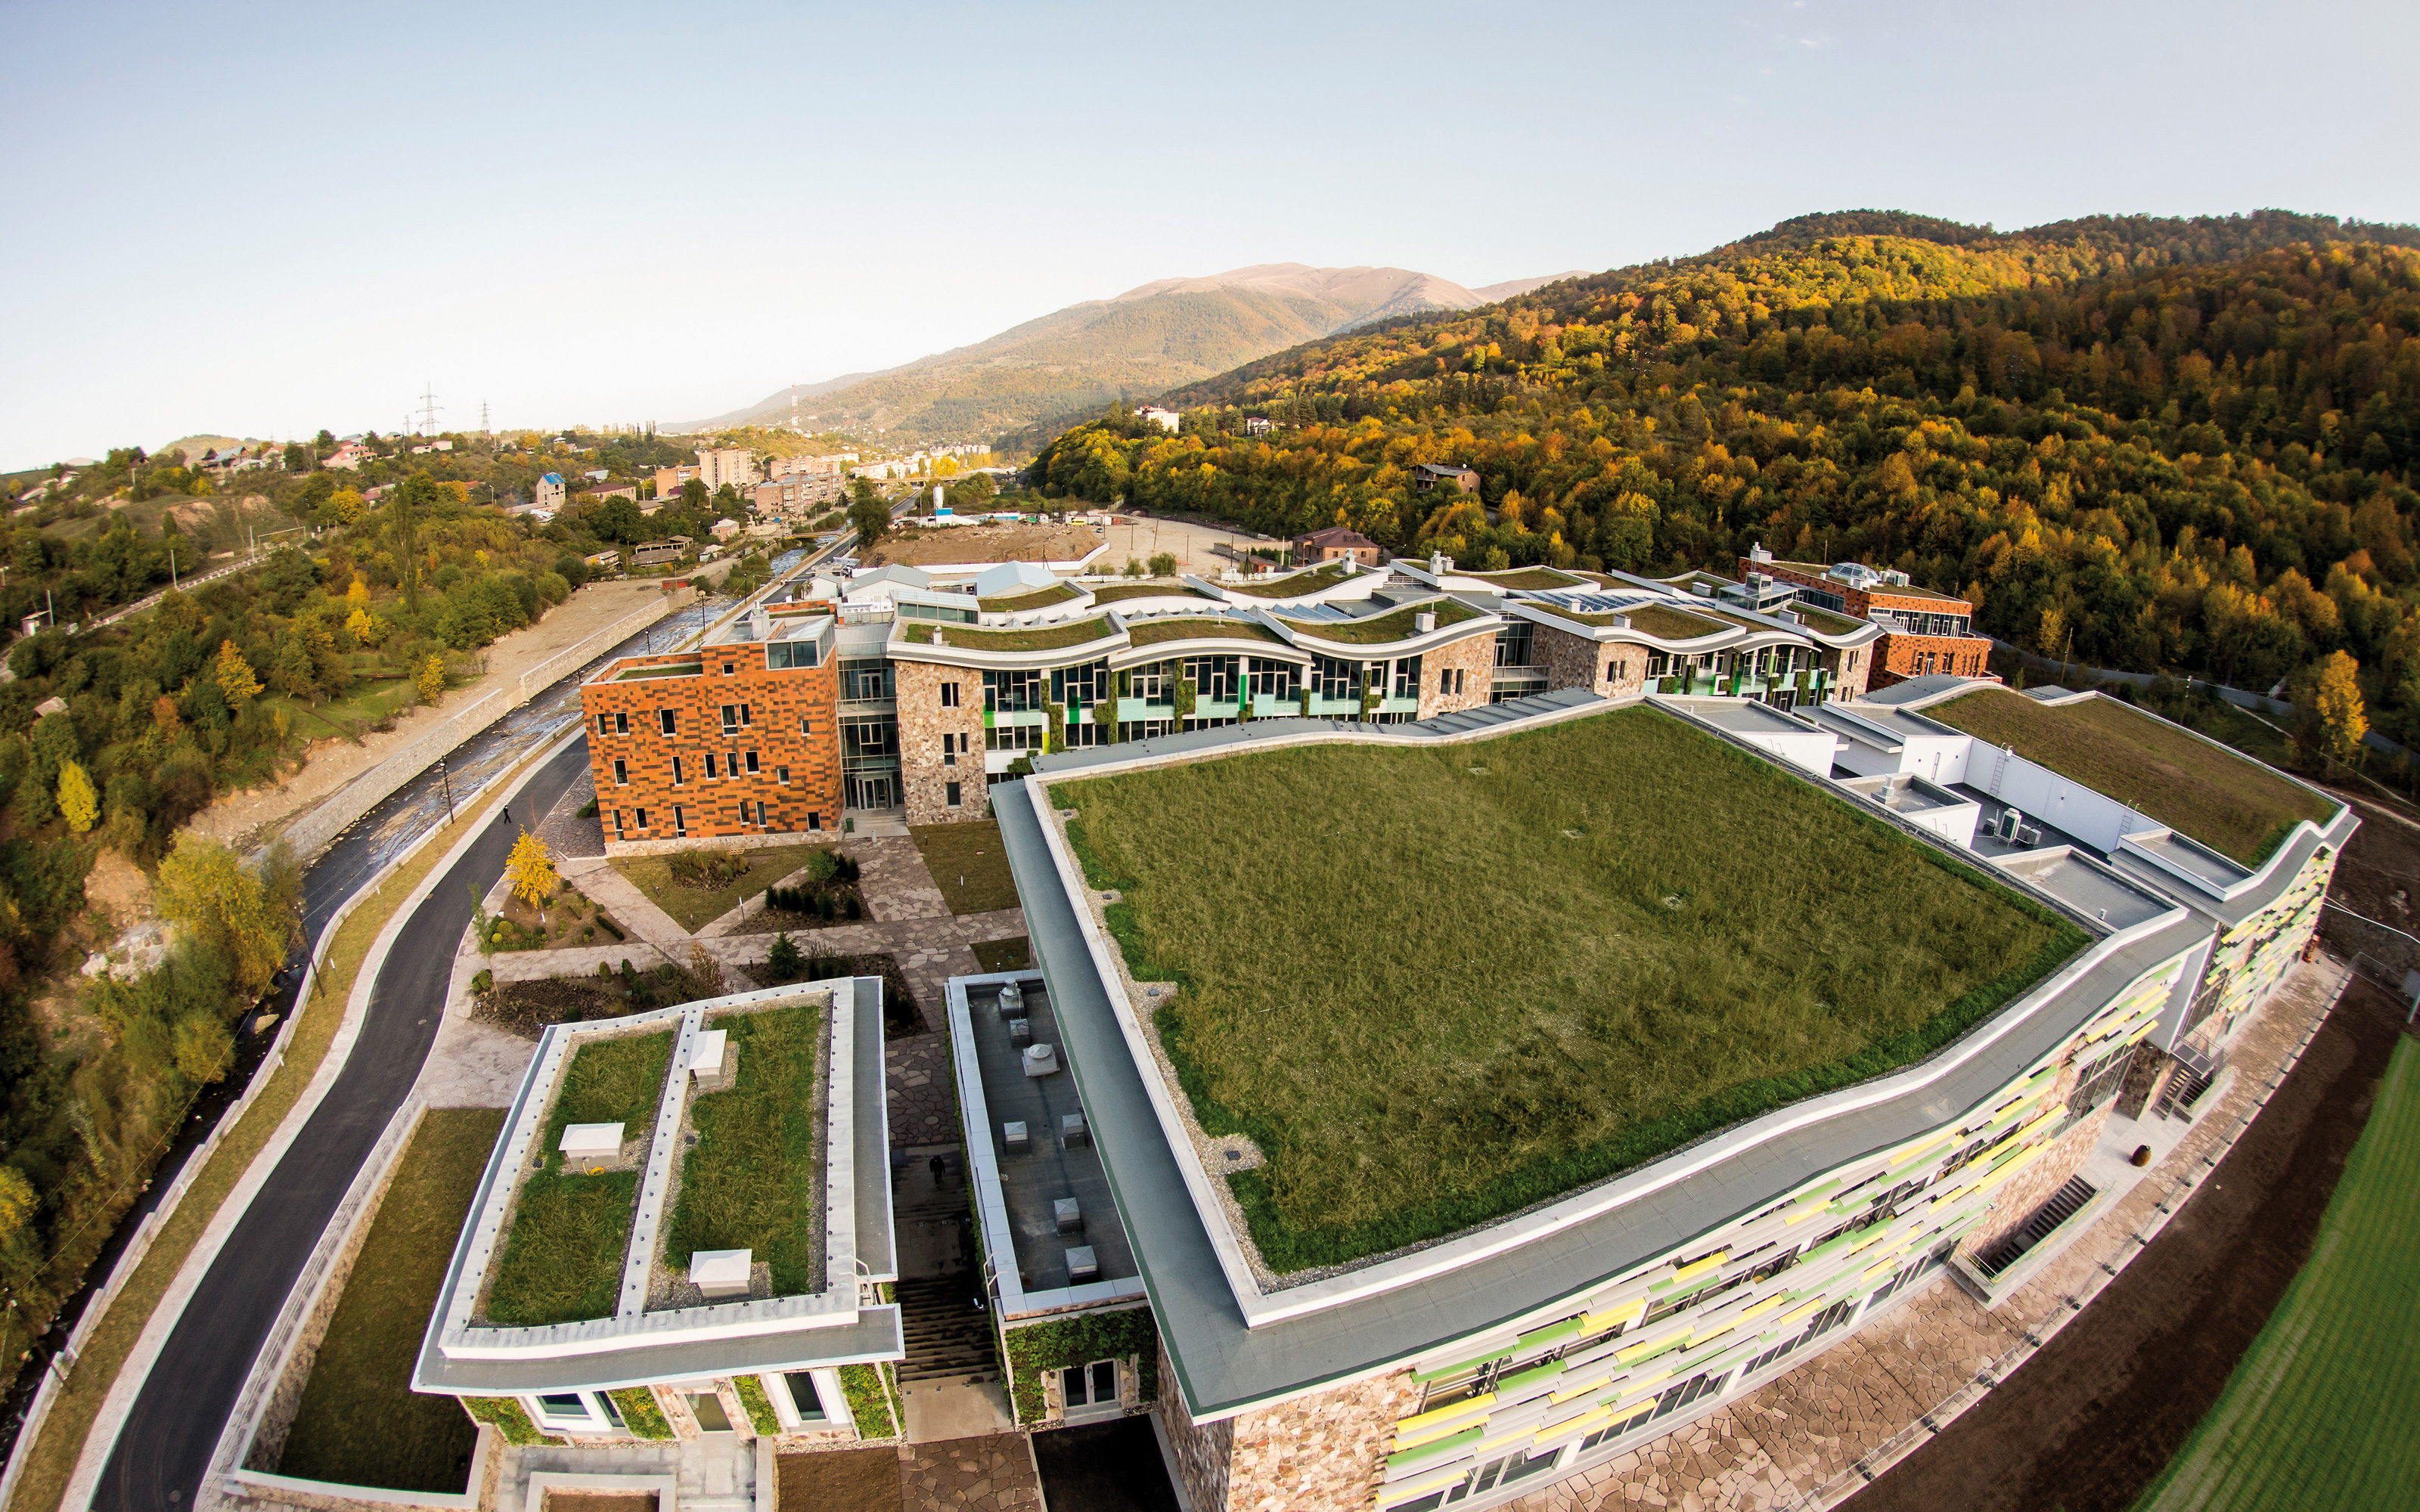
[1413,462,1480,493]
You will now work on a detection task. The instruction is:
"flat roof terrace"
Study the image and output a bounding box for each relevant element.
[1047,705,2086,1277]
[1923,689,2338,866]
[948,974,1140,1310]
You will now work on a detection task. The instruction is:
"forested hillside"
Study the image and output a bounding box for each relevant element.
[1032,212,2420,749]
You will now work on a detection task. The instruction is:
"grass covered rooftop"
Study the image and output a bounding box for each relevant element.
[1923,689,2336,866]
[1055,707,2083,1272]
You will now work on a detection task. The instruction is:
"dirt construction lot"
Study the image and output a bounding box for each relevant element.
[864,522,1102,569]
[1843,975,2411,1512]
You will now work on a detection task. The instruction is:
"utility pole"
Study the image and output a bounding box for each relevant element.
[436,756,455,823]
[419,383,442,436]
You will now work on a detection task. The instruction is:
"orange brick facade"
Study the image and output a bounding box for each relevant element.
[1872,631,1993,686]
[582,646,842,853]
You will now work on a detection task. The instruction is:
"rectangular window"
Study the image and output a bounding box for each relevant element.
[945,781,962,809]
[635,807,650,830]
[673,805,687,835]
[706,753,719,779]
[941,681,960,708]
[613,809,625,838]
[808,811,822,831]
[746,750,761,774]
[615,711,629,735]
[783,1371,827,1422]
[1494,621,1536,668]
[777,766,790,785]
[943,733,957,766]
[755,800,769,826]
[1391,655,1423,699]
[659,709,676,736]
[984,723,1044,751]
[596,712,610,735]
[799,716,814,736]
[1062,1360,1118,1407]
[672,756,684,785]
[740,703,751,727]
[532,1393,600,1430]
[721,703,739,735]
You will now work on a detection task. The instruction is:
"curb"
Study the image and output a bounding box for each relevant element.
[52,725,584,1512]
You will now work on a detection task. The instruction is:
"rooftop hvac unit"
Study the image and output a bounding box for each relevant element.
[1415,611,1437,634]
[1998,808,2025,841]
[1001,1120,1030,1154]
[997,981,1024,1017]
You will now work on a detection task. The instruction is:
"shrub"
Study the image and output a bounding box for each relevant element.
[608,1387,673,1439]
[668,847,745,890]
[733,1374,781,1436]
[464,1396,563,1446]
[768,931,802,980]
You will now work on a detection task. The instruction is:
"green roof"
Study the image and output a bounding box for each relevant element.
[1469,568,1585,590]
[1091,582,1215,606]
[1280,600,1484,646]
[977,581,1081,612]
[1922,689,2337,866]
[1224,564,1350,599]
[1127,618,1283,647]
[902,618,1115,652]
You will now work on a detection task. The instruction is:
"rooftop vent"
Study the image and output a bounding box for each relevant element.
[690,1248,752,1300]
[559,1123,624,1162]
[1001,1120,1030,1154]
[1415,611,1437,634]
[1023,1043,1060,1078]
[1065,1245,1100,1282]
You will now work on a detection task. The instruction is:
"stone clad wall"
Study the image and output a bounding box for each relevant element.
[1534,624,1651,699]
[1417,630,1498,717]
[1826,643,1872,700]
[894,660,988,825]
[1224,1368,1421,1512]
[1961,1065,2104,1256]
[1155,1342,1237,1511]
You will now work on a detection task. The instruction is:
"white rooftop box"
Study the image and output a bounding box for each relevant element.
[691,1247,752,1300]
[690,1028,729,1077]
[559,1123,625,1161]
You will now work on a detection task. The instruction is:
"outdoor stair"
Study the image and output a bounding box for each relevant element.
[2157,1063,2218,1120]
[892,1275,999,1384]
[1975,1175,2098,1278]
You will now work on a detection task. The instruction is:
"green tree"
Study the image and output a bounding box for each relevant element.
[849,480,892,547]
[157,833,295,995]
[767,931,802,981]
[1148,551,1177,577]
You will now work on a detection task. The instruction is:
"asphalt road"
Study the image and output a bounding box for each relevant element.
[92,735,588,1512]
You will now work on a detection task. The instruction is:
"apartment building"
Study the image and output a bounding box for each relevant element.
[653,463,700,501]
[1745,547,1994,686]
[580,606,842,854]
[696,447,755,493]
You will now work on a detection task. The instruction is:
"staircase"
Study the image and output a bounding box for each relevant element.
[893,1275,999,1384]
[1975,1175,2099,1278]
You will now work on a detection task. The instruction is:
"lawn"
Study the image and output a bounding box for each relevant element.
[484,1029,672,1325]
[665,1001,825,1294]
[1223,563,1349,598]
[277,1109,504,1492]
[1279,600,1481,644]
[1125,618,1283,646]
[1623,604,1728,639]
[613,842,837,931]
[1090,583,1215,606]
[1468,568,1588,590]
[973,937,1032,973]
[1055,706,2082,1271]
[2133,1040,2420,1512]
[1925,689,2336,866]
[268,677,414,743]
[911,821,1022,914]
[978,582,1081,612]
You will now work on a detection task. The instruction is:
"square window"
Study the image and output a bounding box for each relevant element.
[746,751,760,774]
[613,758,628,785]
[659,709,676,736]
[941,681,960,708]
[777,765,790,785]
[945,781,962,809]
[723,662,735,675]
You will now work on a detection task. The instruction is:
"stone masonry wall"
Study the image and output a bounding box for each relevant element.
[1534,624,1650,699]
[585,646,841,850]
[1156,1341,1236,1512]
[1223,1366,1423,1512]
[1962,1084,2110,1256]
[1826,643,1872,700]
[1417,629,1498,717]
[894,659,989,825]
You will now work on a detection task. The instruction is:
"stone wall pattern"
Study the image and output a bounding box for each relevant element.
[1417,629,1500,718]
[893,660,990,825]
[1223,1366,1421,1512]
[1534,624,1651,699]
[1156,1342,1237,1512]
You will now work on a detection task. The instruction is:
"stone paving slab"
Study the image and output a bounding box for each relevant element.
[1502,956,2345,1512]
[898,1432,1041,1511]
[533,769,606,858]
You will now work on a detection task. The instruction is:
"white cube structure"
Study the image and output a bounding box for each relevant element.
[690,1028,732,1090]
[559,1123,625,1162]
[691,1247,753,1300]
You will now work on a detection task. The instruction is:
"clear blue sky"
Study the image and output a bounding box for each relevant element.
[3,0,2412,466]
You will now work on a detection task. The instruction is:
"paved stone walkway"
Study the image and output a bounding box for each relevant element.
[1505,956,2347,1512]
[898,1433,1042,1511]
[532,770,606,858]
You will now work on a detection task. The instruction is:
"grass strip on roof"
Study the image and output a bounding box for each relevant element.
[486,1028,674,1325]
[1055,706,2083,1272]
[903,618,1114,652]
[1470,568,1584,589]
[277,1109,505,1492]
[1923,689,2335,866]
[1792,604,1868,634]
[1622,604,1728,640]
[1090,582,1215,605]
[664,1000,825,1294]
[1223,563,1349,598]
[1280,601,1481,645]
[1126,618,1282,646]
[978,582,1081,612]
[2133,1039,2420,1512]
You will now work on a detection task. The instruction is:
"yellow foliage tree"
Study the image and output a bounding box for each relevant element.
[417,653,446,705]
[0,1165,34,1247]
[506,829,558,907]
[2312,649,2369,765]
[330,487,365,525]
[345,575,371,610]
[56,761,98,833]
[157,832,291,995]
[346,606,383,646]
[214,640,262,705]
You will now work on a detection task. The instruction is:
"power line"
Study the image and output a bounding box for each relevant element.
[418,382,442,436]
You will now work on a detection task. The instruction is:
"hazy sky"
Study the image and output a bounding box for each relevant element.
[3,0,2413,466]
